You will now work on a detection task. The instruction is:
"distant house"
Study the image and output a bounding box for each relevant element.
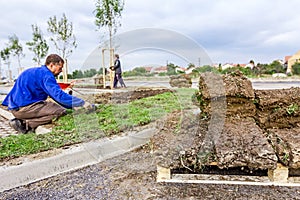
[245,63,254,69]
[285,56,292,63]
[284,56,292,69]
[140,66,168,74]
[141,65,188,74]
[175,67,186,73]
[286,50,300,74]
[274,59,284,65]
[219,63,252,70]
[237,64,247,68]
[143,67,153,73]
[185,67,196,74]
[221,63,234,70]
[152,66,168,73]
[212,63,220,68]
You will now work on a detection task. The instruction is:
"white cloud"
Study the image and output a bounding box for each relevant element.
[0,0,300,76]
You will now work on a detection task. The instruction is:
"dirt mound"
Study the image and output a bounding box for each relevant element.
[197,71,256,119]
[169,74,192,88]
[267,128,300,168]
[92,87,173,104]
[255,88,300,128]
[178,71,300,171]
[215,117,277,169]
[199,70,254,99]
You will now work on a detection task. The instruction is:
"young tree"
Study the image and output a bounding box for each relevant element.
[94,0,124,88]
[292,62,300,75]
[167,63,177,75]
[26,24,49,66]
[8,34,25,74]
[270,60,285,73]
[0,47,12,81]
[47,13,77,82]
[94,0,124,63]
[47,13,77,59]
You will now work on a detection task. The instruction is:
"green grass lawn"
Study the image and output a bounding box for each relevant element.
[0,88,197,160]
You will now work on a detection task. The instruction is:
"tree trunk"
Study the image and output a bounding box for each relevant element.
[109,25,114,89]
[63,58,68,83]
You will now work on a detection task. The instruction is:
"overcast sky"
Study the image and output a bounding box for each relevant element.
[1,0,300,76]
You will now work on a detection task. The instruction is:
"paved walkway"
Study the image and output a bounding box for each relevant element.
[0,115,18,137]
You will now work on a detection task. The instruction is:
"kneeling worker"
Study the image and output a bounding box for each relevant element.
[2,54,94,133]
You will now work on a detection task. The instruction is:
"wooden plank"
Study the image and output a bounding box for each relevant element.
[159,171,300,186]
[160,178,300,187]
[268,163,289,183]
[157,166,171,182]
[173,174,269,182]
[157,163,300,186]
[209,161,218,166]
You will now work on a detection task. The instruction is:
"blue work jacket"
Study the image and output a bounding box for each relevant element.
[2,65,84,110]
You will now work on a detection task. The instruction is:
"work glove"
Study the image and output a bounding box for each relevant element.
[83,101,96,113]
[74,102,96,113]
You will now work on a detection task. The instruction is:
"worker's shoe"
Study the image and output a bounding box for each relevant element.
[9,118,28,134]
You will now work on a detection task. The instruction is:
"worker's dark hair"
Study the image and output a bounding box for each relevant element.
[45,54,64,65]
[115,54,119,59]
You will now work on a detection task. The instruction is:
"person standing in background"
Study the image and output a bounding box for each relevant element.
[112,54,126,88]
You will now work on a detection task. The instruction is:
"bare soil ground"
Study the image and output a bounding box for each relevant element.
[92,87,173,104]
[1,110,300,199]
[2,78,300,199]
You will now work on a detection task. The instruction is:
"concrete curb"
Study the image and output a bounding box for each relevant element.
[0,127,157,192]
